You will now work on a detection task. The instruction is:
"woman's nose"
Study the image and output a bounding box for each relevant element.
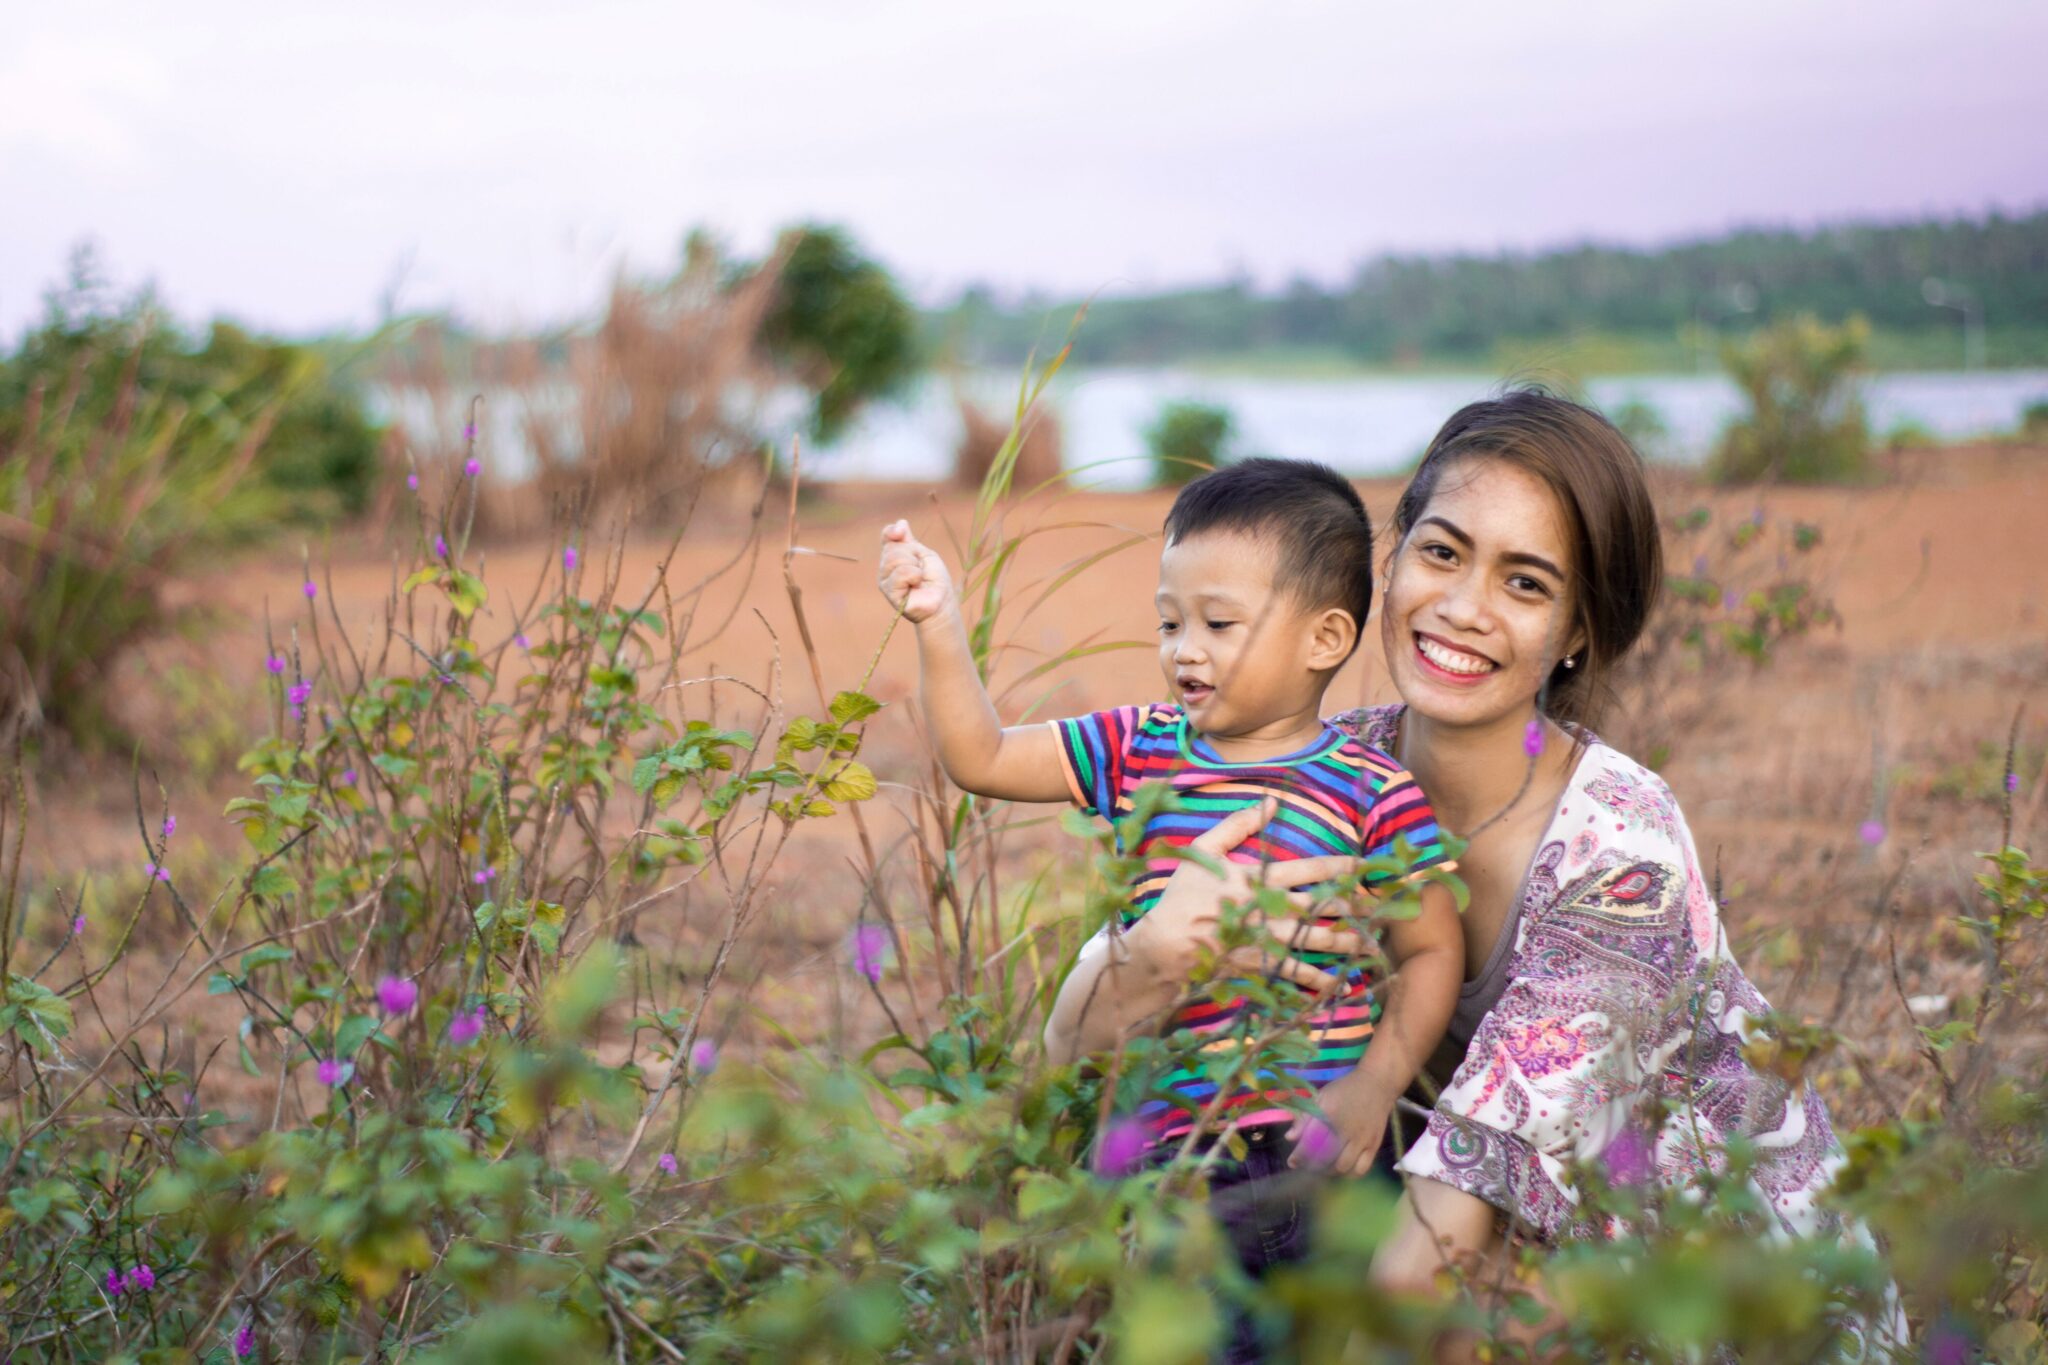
[1435,580,1487,630]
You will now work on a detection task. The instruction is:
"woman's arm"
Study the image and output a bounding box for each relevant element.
[1041,800,1369,1065]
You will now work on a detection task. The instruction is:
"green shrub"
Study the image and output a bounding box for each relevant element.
[1144,400,1234,485]
[1608,396,1671,461]
[1708,314,1872,484]
[2020,399,2048,441]
[757,224,920,444]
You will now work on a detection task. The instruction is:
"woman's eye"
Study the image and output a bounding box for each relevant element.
[1508,575,1549,596]
[1205,620,1234,632]
[1421,542,1455,563]
[1158,621,1180,634]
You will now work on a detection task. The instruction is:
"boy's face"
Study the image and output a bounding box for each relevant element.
[1155,530,1340,738]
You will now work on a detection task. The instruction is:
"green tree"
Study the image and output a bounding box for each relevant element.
[1709,314,1872,484]
[758,225,919,443]
[1144,400,1235,485]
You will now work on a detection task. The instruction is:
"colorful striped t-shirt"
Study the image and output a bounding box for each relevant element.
[1053,702,1448,1143]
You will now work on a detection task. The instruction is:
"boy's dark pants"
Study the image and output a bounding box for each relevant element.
[1160,1123,1399,1364]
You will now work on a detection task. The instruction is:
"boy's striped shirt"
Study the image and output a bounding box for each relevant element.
[1054,702,1448,1143]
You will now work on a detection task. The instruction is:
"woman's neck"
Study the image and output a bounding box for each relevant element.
[1397,705,1566,833]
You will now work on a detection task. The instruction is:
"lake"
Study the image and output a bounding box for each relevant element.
[372,368,2048,487]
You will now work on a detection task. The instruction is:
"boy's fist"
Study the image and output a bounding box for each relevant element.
[877,520,954,624]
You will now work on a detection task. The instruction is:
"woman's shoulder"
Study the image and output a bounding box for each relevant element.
[1327,703,1401,752]
[1565,736,1692,859]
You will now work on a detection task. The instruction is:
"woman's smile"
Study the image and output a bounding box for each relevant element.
[1413,631,1497,682]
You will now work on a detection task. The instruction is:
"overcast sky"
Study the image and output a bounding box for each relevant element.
[6,0,2045,338]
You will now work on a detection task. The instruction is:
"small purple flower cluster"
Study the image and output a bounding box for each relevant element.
[143,861,170,883]
[690,1038,719,1073]
[317,1058,350,1087]
[106,1263,156,1296]
[1092,1117,1148,1177]
[234,1319,256,1357]
[287,680,313,721]
[657,1152,679,1176]
[265,653,286,676]
[850,924,891,983]
[1523,717,1546,758]
[448,1005,486,1047]
[376,975,418,1016]
[473,866,497,886]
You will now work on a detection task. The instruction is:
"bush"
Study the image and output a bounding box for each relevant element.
[1608,396,1671,461]
[1144,400,1234,485]
[2020,399,2048,441]
[757,224,920,444]
[1708,314,1872,484]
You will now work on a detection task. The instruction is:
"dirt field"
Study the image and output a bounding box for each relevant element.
[17,443,2048,1116]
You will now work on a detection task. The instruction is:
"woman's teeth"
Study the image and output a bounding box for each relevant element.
[1417,636,1494,676]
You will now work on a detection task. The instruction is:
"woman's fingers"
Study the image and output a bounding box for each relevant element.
[1223,946,1343,996]
[1255,854,1367,889]
[1253,917,1367,957]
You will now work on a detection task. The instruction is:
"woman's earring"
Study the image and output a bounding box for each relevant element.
[1563,655,1577,670]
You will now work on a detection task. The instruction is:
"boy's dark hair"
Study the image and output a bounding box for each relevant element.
[1163,457,1375,642]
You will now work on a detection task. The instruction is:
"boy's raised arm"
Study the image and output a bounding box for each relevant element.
[877,521,1071,804]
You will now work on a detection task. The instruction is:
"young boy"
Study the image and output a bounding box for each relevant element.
[876,458,1461,1176]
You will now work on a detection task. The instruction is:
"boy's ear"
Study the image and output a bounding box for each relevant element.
[1307,607,1358,671]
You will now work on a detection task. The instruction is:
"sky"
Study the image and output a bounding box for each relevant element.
[6,0,2046,338]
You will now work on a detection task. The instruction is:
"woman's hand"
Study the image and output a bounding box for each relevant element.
[1124,798,1368,994]
[1042,799,1366,1063]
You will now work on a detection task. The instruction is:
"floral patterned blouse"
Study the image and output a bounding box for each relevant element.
[1332,706,1889,1269]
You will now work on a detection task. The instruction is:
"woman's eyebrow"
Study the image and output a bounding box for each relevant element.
[1419,515,1563,579]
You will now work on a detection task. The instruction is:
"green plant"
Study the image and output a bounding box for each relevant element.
[757,224,920,444]
[2020,399,2048,441]
[1608,396,1671,460]
[1709,314,1873,484]
[1144,400,1234,485]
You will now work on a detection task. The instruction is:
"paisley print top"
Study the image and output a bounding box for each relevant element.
[1331,706,1870,1250]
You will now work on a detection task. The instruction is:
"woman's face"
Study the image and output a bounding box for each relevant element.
[1379,458,1583,730]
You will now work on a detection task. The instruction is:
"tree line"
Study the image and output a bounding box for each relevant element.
[930,209,2048,367]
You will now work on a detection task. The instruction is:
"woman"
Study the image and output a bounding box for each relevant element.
[1043,390,1901,1358]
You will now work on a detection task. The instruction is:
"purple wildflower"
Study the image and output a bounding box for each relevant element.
[473,866,496,886]
[1293,1117,1341,1167]
[1093,1117,1149,1177]
[341,767,357,786]
[463,422,477,441]
[657,1152,679,1176]
[316,1058,348,1087]
[234,1320,256,1357]
[464,457,481,477]
[303,580,318,601]
[690,1038,719,1073]
[265,653,286,676]
[1751,507,1765,527]
[850,924,891,983]
[1721,590,1737,611]
[376,975,418,1016]
[125,1264,156,1293]
[2008,772,2022,793]
[105,1268,123,1296]
[1858,820,1886,847]
[1601,1127,1654,1187]
[72,913,86,937]
[515,633,531,650]
[406,472,420,491]
[144,861,170,882]
[1926,1321,1972,1365]
[287,680,313,721]
[163,814,177,839]
[563,545,578,572]
[1523,717,1545,758]
[1691,553,1708,578]
[434,533,448,560]
[447,1005,486,1047]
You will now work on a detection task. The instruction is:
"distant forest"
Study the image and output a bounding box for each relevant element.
[927,210,2048,369]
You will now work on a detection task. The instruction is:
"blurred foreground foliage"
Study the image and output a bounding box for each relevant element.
[0,358,2043,1363]
[0,251,385,743]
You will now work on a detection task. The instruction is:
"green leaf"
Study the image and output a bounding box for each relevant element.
[828,690,883,725]
[207,973,240,996]
[818,759,878,803]
[400,566,441,594]
[2,976,74,1053]
[335,1013,379,1057]
[134,1171,195,1216]
[249,864,297,899]
[240,943,295,974]
[445,569,489,619]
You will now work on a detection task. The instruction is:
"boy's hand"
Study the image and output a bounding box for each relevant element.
[1287,1067,1394,1177]
[877,520,955,624]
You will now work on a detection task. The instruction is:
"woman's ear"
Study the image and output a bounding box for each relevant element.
[1309,608,1359,671]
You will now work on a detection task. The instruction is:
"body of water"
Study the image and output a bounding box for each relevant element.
[372,369,2048,487]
